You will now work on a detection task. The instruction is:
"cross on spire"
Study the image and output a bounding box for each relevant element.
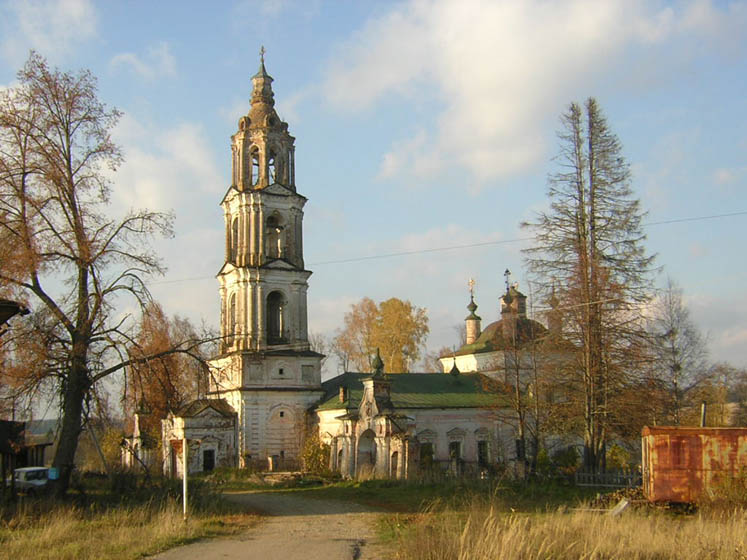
[504,269,512,293]
[259,45,266,64]
[468,277,475,297]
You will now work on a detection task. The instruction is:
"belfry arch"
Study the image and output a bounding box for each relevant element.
[266,213,285,259]
[266,290,286,345]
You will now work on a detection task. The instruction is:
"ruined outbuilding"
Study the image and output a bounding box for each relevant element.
[642,426,747,502]
[161,399,238,477]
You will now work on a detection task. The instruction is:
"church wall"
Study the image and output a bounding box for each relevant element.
[238,388,323,468]
[317,405,515,478]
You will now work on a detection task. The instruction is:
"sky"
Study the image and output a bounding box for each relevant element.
[1,0,746,376]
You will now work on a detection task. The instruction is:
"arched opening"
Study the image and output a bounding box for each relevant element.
[390,451,399,478]
[266,214,285,259]
[337,448,343,472]
[357,429,376,477]
[266,291,286,345]
[268,150,277,184]
[251,148,260,186]
[230,217,239,263]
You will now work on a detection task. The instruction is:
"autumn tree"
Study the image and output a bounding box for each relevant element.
[646,278,710,425]
[124,302,209,438]
[332,297,429,373]
[0,53,202,494]
[523,98,655,472]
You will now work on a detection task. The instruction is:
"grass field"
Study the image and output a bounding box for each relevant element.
[2,472,744,559]
[0,477,257,560]
[388,502,747,559]
[269,477,747,559]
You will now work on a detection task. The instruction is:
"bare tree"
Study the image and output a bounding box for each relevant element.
[307,331,329,368]
[523,99,655,472]
[0,53,202,495]
[647,278,710,425]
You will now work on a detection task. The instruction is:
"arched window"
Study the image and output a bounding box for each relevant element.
[268,150,277,184]
[266,214,285,259]
[230,217,239,263]
[251,148,260,186]
[266,291,285,344]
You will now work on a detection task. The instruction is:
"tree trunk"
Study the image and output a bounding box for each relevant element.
[51,351,89,497]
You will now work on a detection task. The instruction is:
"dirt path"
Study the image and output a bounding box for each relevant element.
[152,491,390,560]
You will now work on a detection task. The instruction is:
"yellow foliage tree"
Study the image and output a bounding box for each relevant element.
[332,297,429,373]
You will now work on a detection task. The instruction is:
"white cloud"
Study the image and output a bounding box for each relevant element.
[0,0,97,64]
[101,114,226,324]
[110,42,177,80]
[322,0,746,189]
[107,112,224,220]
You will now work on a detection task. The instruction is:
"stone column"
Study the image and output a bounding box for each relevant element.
[249,200,257,266]
[258,203,265,265]
[257,283,265,348]
[247,281,255,348]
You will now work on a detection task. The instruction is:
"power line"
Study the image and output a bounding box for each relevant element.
[146,210,746,287]
[307,237,532,266]
[644,210,747,227]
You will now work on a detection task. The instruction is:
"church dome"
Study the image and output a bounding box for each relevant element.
[447,316,548,357]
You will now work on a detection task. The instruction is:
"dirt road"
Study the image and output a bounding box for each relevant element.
[152,491,390,560]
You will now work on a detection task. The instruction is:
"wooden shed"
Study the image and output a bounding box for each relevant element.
[641,426,747,502]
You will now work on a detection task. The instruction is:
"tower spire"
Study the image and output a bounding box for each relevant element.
[465,277,481,345]
[251,46,274,107]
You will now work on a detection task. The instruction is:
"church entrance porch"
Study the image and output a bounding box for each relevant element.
[356,429,376,478]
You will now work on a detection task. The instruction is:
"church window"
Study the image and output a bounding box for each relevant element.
[477,441,489,467]
[278,368,284,376]
[230,217,239,263]
[266,291,285,344]
[250,148,260,186]
[420,443,434,467]
[203,449,215,472]
[268,150,277,184]
[449,441,462,460]
[266,214,285,259]
[279,411,284,418]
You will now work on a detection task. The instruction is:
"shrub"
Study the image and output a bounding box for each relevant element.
[300,432,331,475]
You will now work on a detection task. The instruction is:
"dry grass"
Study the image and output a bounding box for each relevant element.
[393,502,747,560]
[0,498,257,560]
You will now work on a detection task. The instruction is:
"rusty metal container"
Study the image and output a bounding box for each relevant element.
[641,426,747,502]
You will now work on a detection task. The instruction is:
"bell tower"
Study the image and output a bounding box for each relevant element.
[218,49,310,353]
[210,50,323,467]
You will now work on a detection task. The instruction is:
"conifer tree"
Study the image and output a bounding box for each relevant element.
[523,98,654,472]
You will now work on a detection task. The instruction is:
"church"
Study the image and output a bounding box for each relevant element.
[160,55,551,479]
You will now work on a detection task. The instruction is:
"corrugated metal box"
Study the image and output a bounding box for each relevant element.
[641,426,747,502]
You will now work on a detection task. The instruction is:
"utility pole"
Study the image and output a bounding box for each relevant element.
[183,437,188,521]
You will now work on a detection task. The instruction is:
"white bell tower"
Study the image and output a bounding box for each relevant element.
[209,49,323,468]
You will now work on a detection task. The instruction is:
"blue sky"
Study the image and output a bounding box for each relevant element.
[1,0,745,373]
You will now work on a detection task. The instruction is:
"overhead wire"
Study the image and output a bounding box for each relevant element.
[145,210,747,287]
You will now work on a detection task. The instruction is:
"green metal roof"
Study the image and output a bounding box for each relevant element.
[316,372,508,411]
[444,317,548,358]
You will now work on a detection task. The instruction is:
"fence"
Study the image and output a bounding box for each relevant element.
[575,471,640,487]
